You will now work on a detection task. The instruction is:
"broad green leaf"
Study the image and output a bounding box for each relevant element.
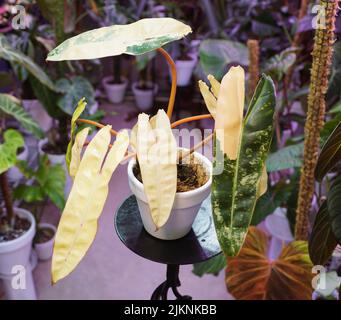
[266,142,304,172]
[0,34,58,92]
[212,74,275,257]
[13,185,45,203]
[47,18,191,61]
[52,127,129,283]
[192,254,226,277]
[56,77,95,115]
[199,39,249,81]
[65,98,87,172]
[320,114,341,146]
[309,201,337,265]
[315,120,341,182]
[0,129,24,174]
[327,175,341,244]
[0,94,44,138]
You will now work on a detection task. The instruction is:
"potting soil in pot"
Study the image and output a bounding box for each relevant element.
[0,215,31,242]
[133,152,209,192]
[34,227,55,244]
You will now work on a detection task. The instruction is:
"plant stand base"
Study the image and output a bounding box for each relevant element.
[115,195,221,300]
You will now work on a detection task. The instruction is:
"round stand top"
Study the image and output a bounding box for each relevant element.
[114,195,221,265]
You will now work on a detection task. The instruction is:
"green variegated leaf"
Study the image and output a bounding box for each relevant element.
[47,18,191,61]
[212,75,275,257]
[0,34,58,92]
[327,175,341,244]
[0,94,44,138]
[0,129,24,174]
[66,98,87,171]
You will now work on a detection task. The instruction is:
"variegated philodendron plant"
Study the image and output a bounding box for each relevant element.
[46,18,276,284]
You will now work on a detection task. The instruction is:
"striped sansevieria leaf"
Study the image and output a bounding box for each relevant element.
[200,66,276,257]
[47,18,191,61]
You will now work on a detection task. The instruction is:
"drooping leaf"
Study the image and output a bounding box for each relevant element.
[315,120,341,182]
[0,94,44,138]
[327,175,341,244]
[266,142,304,172]
[47,18,191,61]
[192,254,226,277]
[226,227,314,300]
[13,185,45,203]
[135,51,156,72]
[69,127,90,180]
[0,129,24,174]
[136,110,177,229]
[309,201,337,266]
[52,127,129,283]
[56,77,95,115]
[212,73,275,257]
[0,34,58,92]
[199,39,249,80]
[65,98,87,172]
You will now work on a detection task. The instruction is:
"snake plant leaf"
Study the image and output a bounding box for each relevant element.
[136,110,177,229]
[309,201,337,265]
[52,127,129,284]
[65,98,87,172]
[212,72,275,257]
[0,35,58,92]
[0,129,24,174]
[0,94,44,139]
[226,227,313,300]
[69,127,90,180]
[47,18,192,61]
[327,175,341,245]
[315,120,341,182]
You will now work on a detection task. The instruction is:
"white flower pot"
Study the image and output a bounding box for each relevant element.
[102,76,128,104]
[34,223,56,261]
[0,208,37,300]
[38,139,71,198]
[8,144,28,183]
[175,58,197,87]
[22,99,52,132]
[132,82,158,111]
[127,150,212,240]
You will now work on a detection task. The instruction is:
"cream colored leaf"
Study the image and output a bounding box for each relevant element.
[198,80,217,119]
[47,18,192,61]
[256,166,268,199]
[52,126,129,284]
[207,74,220,98]
[215,66,245,160]
[136,110,177,229]
[69,127,90,180]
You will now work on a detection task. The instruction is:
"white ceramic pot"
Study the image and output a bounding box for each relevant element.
[38,139,71,197]
[34,223,56,261]
[8,144,28,183]
[102,76,128,104]
[22,99,52,132]
[175,58,197,87]
[132,82,158,111]
[127,150,212,240]
[0,208,37,300]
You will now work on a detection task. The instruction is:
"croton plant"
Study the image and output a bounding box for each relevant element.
[46,18,276,284]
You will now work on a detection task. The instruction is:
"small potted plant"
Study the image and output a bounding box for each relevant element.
[46,18,275,285]
[13,155,65,261]
[102,57,128,104]
[175,38,198,87]
[0,94,43,300]
[132,51,158,111]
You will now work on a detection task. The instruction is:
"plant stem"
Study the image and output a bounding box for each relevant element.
[171,114,212,128]
[0,172,14,224]
[157,48,177,120]
[295,0,337,241]
[77,118,118,135]
[113,56,121,84]
[247,39,260,98]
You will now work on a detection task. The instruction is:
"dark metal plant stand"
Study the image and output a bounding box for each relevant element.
[115,195,221,300]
